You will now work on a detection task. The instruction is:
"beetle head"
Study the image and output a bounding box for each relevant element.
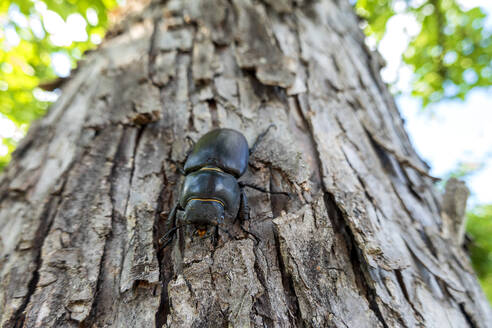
[184,199,225,234]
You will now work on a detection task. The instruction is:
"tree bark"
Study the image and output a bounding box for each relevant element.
[1,0,490,327]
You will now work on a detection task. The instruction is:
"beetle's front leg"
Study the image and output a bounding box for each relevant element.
[158,203,179,249]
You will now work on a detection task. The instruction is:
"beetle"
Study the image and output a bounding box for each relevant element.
[159,126,286,248]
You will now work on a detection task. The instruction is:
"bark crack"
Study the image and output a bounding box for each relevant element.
[153,144,173,325]
[151,14,177,321]
[343,222,389,328]
[394,269,424,323]
[80,129,130,327]
[8,183,67,327]
[272,227,303,327]
[459,302,478,328]
[295,94,390,328]
[154,174,174,328]
[207,99,219,128]
[148,14,162,88]
[252,248,275,328]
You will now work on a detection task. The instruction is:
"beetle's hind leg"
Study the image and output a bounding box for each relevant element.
[249,124,276,155]
[238,188,260,244]
[158,203,180,250]
[238,181,291,198]
[238,187,251,221]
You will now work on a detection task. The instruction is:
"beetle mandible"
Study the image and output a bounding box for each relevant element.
[159,126,286,247]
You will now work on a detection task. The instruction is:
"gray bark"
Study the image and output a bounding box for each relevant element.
[1,0,490,327]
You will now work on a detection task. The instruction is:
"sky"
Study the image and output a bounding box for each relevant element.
[1,0,491,206]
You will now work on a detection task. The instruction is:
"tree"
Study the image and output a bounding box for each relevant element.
[0,0,119,169]
[1,0,491,326]
[355,0,492,106]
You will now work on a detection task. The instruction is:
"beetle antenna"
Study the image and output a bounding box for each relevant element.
[216,225,234,239]
[158,223,192,249]
[158,227,178,245]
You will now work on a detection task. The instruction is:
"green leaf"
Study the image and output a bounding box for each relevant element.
[355,0,492,107]
[0,0,118,170]
[355,0,395,41]
[467,205,492,303]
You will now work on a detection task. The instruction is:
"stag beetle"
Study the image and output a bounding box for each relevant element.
[159,126,287,247]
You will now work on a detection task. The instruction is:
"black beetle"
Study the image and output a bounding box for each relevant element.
[159,126,286,247]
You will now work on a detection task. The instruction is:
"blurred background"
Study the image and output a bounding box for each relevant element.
[1,0,491,302]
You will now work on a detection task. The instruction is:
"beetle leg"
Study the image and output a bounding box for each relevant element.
[158,203,179,249]
[165,203,179,232]
[212,226,218,246]
[249,124,276,155]
[168,159,186,175]
[238,182,291,198]
[238,188,260,245]
[238,187,250,221]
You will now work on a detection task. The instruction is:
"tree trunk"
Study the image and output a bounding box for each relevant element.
[0,0,490,327]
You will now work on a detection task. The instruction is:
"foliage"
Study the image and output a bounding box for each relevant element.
[467,205,492,303]
[0,0,118,169]
[0,137,17,170]
[355,0,492,106]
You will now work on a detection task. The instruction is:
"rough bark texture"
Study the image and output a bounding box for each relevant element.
[1,0,491,327]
